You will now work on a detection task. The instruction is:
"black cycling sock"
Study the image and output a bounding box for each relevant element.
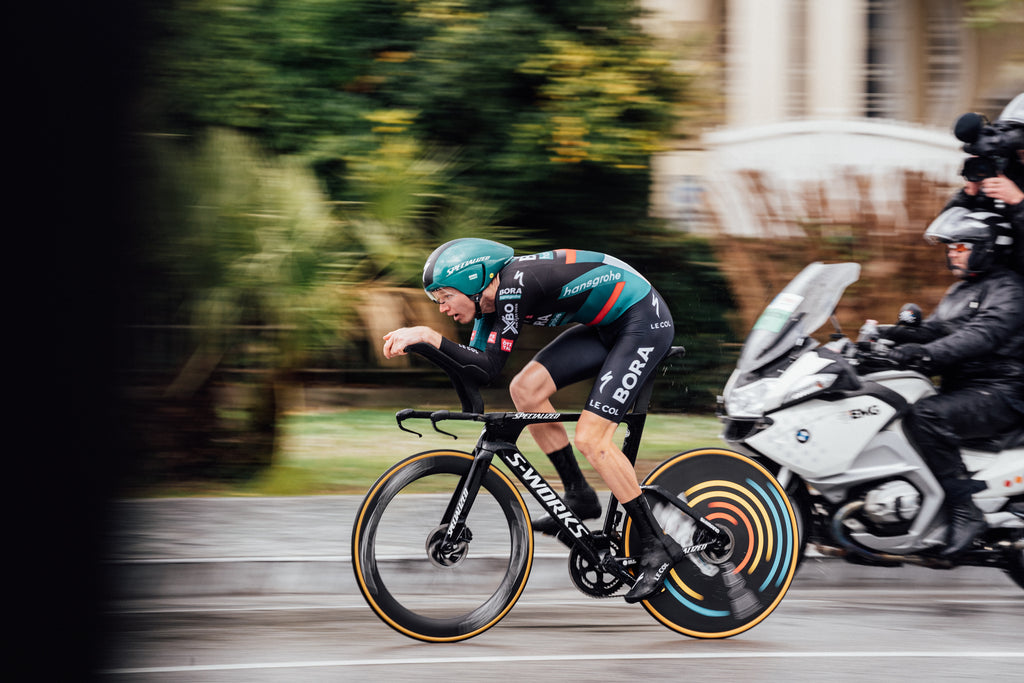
[547,444,588,491]
[622,495,657,541]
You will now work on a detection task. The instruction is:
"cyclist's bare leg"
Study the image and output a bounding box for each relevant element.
[573,411,641,502]
[509,361,570,452]
[575,410,679,602]
[511,361,601,531]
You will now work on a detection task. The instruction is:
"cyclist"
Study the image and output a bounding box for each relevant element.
[383,238,681,602]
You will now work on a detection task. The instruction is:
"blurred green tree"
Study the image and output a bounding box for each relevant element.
[144,0,687,244]
[128,128,361,477]
[127,0,733,482]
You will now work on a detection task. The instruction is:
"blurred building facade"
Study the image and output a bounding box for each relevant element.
[642,0,1024,235]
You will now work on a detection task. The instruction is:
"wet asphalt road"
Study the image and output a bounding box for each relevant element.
[100,576,1024,682]
[97,496,1023,681]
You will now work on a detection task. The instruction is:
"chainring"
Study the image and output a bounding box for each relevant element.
[568,543,626,598]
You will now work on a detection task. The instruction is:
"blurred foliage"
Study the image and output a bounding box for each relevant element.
[963,0,1024,29]
[142,128,356,372]
[141,0,690,243]
[124,0,732,482]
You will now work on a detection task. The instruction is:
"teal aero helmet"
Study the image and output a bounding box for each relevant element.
[422,238,515,303]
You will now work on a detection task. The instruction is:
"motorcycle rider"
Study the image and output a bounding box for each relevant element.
[882,208,1024,556]
[381,238,683,602]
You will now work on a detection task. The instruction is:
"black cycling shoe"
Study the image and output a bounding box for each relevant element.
[624,535,683,604]
[531,486,601,536]
[622,494,684,604]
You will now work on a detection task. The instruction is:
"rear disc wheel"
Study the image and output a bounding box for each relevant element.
[629,448,799,639]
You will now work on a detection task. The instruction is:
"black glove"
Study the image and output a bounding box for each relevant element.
[879,324,926,344]
[887,343,930,369]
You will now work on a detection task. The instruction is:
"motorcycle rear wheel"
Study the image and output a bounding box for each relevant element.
[1005,534,1024,591]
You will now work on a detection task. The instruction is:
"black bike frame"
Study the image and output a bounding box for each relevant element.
[397,345,720,583]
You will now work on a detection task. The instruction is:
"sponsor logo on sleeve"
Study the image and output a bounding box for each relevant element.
[501,302,519,335]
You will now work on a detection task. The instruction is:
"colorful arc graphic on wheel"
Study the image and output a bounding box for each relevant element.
[629,448,799,639]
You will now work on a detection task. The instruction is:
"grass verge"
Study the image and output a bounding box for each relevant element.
[131,409,726,497]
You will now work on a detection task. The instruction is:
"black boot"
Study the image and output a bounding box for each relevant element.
[532,445,601,536]
[940,478,987,557]
[623,494,683,604]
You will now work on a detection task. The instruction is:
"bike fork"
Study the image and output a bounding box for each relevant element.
[434,448,495,558]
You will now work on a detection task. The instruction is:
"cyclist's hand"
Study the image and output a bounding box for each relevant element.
[383,326,442,359]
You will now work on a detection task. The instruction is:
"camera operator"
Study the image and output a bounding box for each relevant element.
[945,93,1024,275]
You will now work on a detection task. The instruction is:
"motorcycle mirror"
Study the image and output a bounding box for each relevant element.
[897,303,922,326]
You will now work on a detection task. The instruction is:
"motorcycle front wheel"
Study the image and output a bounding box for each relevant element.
[630,447,800,639]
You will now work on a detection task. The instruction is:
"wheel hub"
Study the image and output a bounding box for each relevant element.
[425,524,469,568]
[700,524,736,565]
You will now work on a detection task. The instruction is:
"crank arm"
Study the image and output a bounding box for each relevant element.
[641,484,726,541]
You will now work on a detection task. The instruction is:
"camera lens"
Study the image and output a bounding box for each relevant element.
[962,156,997,181]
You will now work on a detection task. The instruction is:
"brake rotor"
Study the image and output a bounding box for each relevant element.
[425,524,469,568]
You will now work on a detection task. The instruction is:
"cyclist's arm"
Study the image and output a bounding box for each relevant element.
[383,323,507,382]
[438,335,507,382]
[382,326,443,359]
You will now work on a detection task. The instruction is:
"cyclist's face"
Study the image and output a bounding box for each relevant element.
[433,287,474,323]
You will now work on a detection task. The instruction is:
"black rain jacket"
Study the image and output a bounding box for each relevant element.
[884,267,1024,414]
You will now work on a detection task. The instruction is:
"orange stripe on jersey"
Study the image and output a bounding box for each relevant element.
[586,280,625,326]
[563,249,577,264]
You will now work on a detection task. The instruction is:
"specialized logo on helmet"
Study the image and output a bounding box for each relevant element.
[446,255,488,277]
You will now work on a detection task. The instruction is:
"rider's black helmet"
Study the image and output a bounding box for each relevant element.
[924,207,1013,277]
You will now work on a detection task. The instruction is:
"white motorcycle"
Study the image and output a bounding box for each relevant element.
[717,261,1024,587]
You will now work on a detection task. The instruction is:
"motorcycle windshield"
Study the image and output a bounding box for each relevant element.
[737,262,861,373]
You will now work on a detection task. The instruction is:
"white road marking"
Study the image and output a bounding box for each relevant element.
[103,650,1024,675]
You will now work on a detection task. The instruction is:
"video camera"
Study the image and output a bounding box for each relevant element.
[953,100,1024,182]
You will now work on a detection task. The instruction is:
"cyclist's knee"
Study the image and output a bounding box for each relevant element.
[508,375,530,408]
[573,416,618,463]
[509,362,554,409]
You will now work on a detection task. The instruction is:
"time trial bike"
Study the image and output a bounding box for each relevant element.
[351,343,798,642]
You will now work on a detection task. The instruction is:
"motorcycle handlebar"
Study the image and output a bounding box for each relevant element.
[853,344,932,375]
